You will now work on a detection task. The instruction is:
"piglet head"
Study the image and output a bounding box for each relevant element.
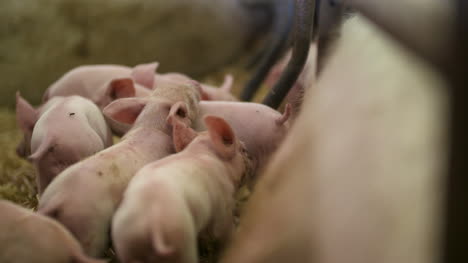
[150,81,201,123]
[167,106,197,153]
[204,116,240,159]
[204,115,252,185]
[96,78,137,108]
[15,92,38,158]
[170,115,253,186]
[131,62,158,89]
[103,97,149,135]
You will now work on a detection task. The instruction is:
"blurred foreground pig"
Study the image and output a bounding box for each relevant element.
[112,115,252,263]
[221,15,447,263]
[194,101,291,173]
[16,93,113,194]
[43,62,157,108]
[0,200,103,263]
[38,83,201,257]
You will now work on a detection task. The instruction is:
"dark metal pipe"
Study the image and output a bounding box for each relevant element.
[262,0,315,108]
[240,0,296,101]
[442,0,468,262]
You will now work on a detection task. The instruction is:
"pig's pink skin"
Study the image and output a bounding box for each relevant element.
[38,103,173,257]
[112,116,250,263]
[43,63,158,136]
[38,83,199,257]
[28,95,113,194]
[0,200,105,263]
[156,72,238,101]
[104,72,237,137]
[44,64,153,108]
[194,101,290,173]
[15,93,58,158]
[199,75,238,101]
[16,95,78,159]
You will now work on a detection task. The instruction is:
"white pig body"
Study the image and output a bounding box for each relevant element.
[113,156,234,263]
[39,125,173,257]
[38,102,174,257]
[195,101,290,172]
[44,64,153,108]
[155,71,237,101]
[38,83,201,257]
[197,75,237,101]
[113,116,251,263]
[0,200,103,263]
[16,94,113,194]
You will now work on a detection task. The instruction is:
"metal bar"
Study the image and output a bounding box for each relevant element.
[240,0,295,102]
[442,0,468,262]
[262,0,315,108]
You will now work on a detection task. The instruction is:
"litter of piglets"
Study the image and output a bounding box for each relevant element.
[2,61,291,263]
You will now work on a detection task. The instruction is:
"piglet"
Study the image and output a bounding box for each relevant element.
[153,66,238,101]
[195,101,291,173]
[198,75,238,101]
[112,115,252,263]
[108,99,289,173]
[43,63,157,108]
[16,93,113,194]
[38,83,201,257]
[103,65,237,135]
[0,200,104,263]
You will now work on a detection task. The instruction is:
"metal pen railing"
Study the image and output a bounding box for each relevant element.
[242,0,467,261]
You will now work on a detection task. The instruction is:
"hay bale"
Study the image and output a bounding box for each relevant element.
[0,109,37,208]
[0,0,258,107]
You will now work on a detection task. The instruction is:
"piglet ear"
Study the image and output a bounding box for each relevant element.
[131,62,158,89]
[165,101,190,126]
[16,92,38,134]
[204,115,237,159]
[103,97,148,125]
[168,116,197,152]
[167,104,197,152]
[106,78,136,100]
